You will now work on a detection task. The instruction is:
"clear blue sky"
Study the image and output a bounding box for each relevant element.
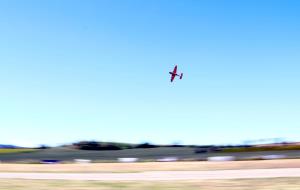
[1,0,300,147]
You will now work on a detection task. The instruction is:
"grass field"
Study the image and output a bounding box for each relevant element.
[0,178,299,190]
[0,159,299,173]
[0,147,300,163]
[223,145,300,152]
[0,149,37,154]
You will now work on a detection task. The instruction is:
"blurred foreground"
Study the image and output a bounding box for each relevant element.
[0,159,300,189]
[1,143,300,189]
[0,159,300,173]
[0,178,300,190]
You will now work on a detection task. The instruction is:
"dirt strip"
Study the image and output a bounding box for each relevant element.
[0,168,300,181]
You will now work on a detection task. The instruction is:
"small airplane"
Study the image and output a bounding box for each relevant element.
[169,65,183,82]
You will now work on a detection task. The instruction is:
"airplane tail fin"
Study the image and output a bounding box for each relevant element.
[180,73,183,79]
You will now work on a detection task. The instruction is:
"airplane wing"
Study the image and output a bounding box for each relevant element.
[171,74,176,82]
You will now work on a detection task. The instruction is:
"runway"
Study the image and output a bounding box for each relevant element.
[0,168,300,181]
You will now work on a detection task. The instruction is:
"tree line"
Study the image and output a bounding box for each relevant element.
[72,141,160,151]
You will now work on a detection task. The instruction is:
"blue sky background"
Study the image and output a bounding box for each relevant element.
[0,0,300,147]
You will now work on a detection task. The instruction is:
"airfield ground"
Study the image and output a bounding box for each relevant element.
[0,178,300,190]
[0,159,299,173]
[0,160,300,189]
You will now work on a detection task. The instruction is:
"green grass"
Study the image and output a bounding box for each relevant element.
[0,149,37,154]
[0,146,299,163]
[0,178,300,190]
[0,147,198,162]
[222,145,300,153]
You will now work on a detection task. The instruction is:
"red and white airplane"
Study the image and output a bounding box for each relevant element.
[169,65,183,82]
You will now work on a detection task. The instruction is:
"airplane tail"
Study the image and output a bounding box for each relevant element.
[180,73,183,79]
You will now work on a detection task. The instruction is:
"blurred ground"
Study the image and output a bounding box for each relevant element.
[0,178,300,190]
[0,159,299,173]
[1,160,300,189]
[0,168,300,180]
